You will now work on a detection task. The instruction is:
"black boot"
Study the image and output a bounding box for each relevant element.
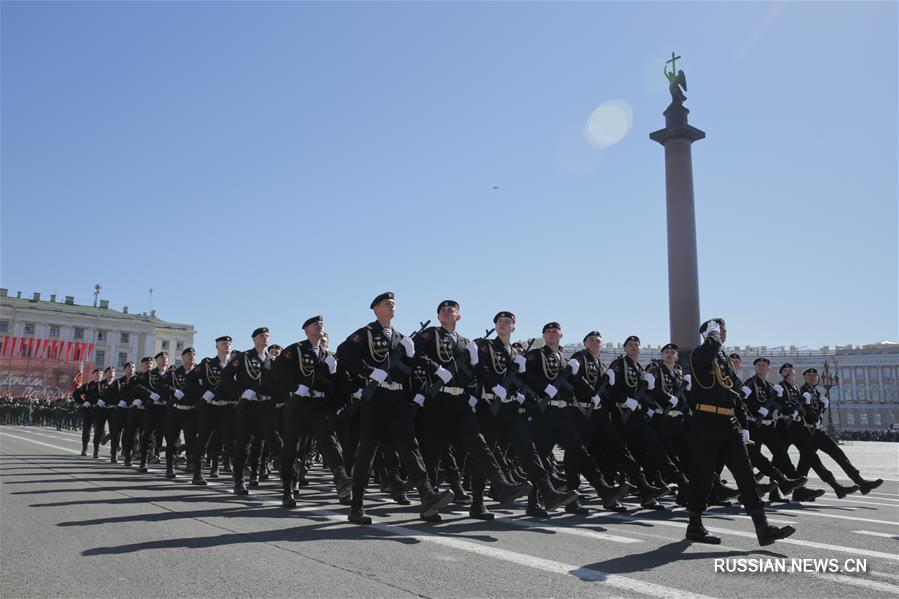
[565,496,589,515]
[792,486,825,502]
[137,457,148,473]
[332,467,353,500]
[771,468,807,495]
[525,489,549,518]
[537,477,578,511]
[751,508,796,546]
[165,467,176,479]
[92,446,99,459]
[685,511,721,544]
[233,477,249,496]
[248,469,259,488]
[110,450,118,464]
[592,476,633,511]
[450,480,472,505]
[81,444,87,456]
[348,493,372,525]
[123,454,132,468]
[282,478,296,508]
[416,479,454,518]
[192,472,208,486]
[389,479,412,505]
[490,473,533,507]
[468,493,495,520]
[822,472,858,499]
[857,477,884,495]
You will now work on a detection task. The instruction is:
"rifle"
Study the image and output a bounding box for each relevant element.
[361,320,430,401]
[425,327,492,399]
[483,338,534,415]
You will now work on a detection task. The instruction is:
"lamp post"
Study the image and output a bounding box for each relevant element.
[821,358,840,435]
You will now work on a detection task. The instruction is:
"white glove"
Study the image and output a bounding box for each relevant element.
[369,368,388,383]
[802,392,812,404]
[544,384,558,399]
[174,389,185,400]
[607,369,616,386]
[513,355,526,372]
[97,400,106,408]
[741,429,751,445]
[132,399,142,407]
[646,408,655,418]
[492,384,507,400]
[704,320,721,337]
[296,384,311,398]
[399,336,415,358]
[82,402,92,408]
[435,366,452,384]
[758,406,769,417]
[644,372,655,389]
[684,374,692,390]
[149,392,161,402]
[623,397,639,411]
[773,384,784,396]
[467,341,479,365]
[468,395,478,408]
[514,393,525,404]
[741,385,752,398]
[324,355,337,374]
[116,400,127,408]
[567,358,580,375]
[821,396,829,407]
[668,394,678,406]
[240,389,256,400]
[412,394,425,407]
[202,390,215,402]
[591,395,601,408]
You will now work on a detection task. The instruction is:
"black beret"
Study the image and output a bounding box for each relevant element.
[92,368,101,374]
[753,357,770,365]
[661,343,679,352]
[624,335,641,346]
[154,351,168,359]
[803,368,818,375]
[542,322,561,333]
[370,291,394,309]
[268,344,283,352]
[437,300,459,313]
[215,336,232,343]
[181,347,195,356]
[251,327,269,338]
[779,363,794,374]
[699,318,726,335]
[493,311,516,323]
[140,357,153,364]
[729,353,741,360]
[583,330,602,343]
[103,367,113,373]
[123,361,135,368]
[302,315,323,329]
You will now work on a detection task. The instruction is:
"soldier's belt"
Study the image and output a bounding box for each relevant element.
[481,392,517,404]
[695,404,735,416]
[172,404,195,411]
[667,410,683,418]
[438,386,465,396]
[293,391,327,399]
[208,400,235,407]
[547,399,568,409]
[248,394,273,402]
[377,381,403,391]
[275,402,285,408]
[573,401,593,410]
[152,400,167,406]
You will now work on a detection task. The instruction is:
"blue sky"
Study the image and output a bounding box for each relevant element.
[2,1,896,357]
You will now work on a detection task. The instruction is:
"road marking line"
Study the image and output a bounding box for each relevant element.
[852,530,899,540]
[1,432,82,454]
[806,572,899,595]
[444,511,641,544]
[770,507,898,527]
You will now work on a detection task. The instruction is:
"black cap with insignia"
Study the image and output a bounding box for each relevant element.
[92,368,101,374]
[103,366,113,373]
[753,357,770,365]
[803,367,818,375]
[370,291,394,309]
[215,335,232,343]
[140,357,153,364]
[583,330,602,342]
[779,363,794,374]
[437,299,459,313]
[181,347,195,356]
[624,335,640,346]
[729,353,741,360]
[269,344,283,352]
[302,315,323,329]
[542,322,561,333]
[251,327,269,338]
[154,351,168,359]
[123,361,135,368]
[493,311,515,323]
[661,343,679,352]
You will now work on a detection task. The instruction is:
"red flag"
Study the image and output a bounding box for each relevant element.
[87,342,94,361]
[26,338,34,357]
[65,341,72,361]
[50,339,58,359]
[42,339,49,357]
[15,337,23,356]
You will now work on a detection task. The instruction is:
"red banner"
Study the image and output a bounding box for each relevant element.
[42,339,49,357]
[87,342,94,361]
[65,341,72,361]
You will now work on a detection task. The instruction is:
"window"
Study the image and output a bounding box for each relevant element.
[860,412,868,426]
[0,321,8,333]
[95,350,106,366]
[120,332,130,344]
[161,340,169,349]
[74,327,84,340]
[97,330,108,342]
[49,326,60,338]
[846,412,855,426]
[873,413,882,426]
[175,358,183,367]
[24,323,35,335]
[176,341,184,352]
[118,352,128,368]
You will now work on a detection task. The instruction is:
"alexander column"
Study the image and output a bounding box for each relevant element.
[649,52,705,353]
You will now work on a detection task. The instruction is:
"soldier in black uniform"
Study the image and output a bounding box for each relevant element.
[164,348,199,479]
[522,323,631,517]
[91,367,118,459]
[136,352,173,473]
[104,361,136,464]
[223,327,285,495]
[187,336,237,486]
[74,370,100,456]
[685,318,795,546]
[607,336,689,509]
[272,315,353,508]
[411,301,533,521]
[796,368,882,494]
[775,363,858,498]
[122,358,153,467]
[741,357,817,502]
[335,292,454,525]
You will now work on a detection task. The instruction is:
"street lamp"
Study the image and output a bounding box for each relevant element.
[821,358,840,435]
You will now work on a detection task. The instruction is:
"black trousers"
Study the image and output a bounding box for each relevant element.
[92,407,119,453]
[687,412,761,514]
[165,406,198,470]
[620,411,683,483]
[122,407,144,459]
[797,428,862,482]
[752,420,799,478]
[139,404,167,461]
[281,395,347,488]
[588,410,646,486]
[234,400,281,479]
[352,389,427,498]
[477,401,547,484]
[193,402,237,475]
[777,419,837,485]
[80,407,95,449]
[336,404,361,475]
[651,413,692,475]
[532,405,605,488]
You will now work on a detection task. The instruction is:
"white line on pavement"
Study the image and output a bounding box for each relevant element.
[770,507,899,527]
[852,530,899,540]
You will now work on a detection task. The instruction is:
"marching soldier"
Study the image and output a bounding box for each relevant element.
[103,361,137,464]
[187,336,237,486]
[91,367,118,459]
[74,369,100,456]
[685,318,795,546]
[164,348,199,479]
[122,358,153,467]
[335,292,454,524]
[136,352,173,473]
[272,316,353,508]
[796,368,882,494]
